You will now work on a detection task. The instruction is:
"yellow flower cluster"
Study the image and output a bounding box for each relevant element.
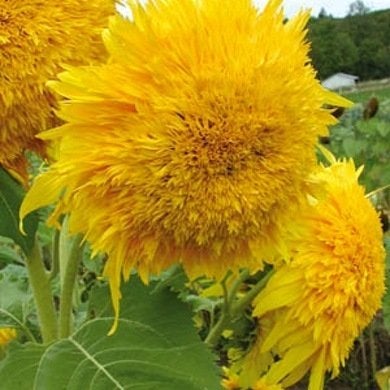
[0,328,17,347]
[250,157,385,390]
[21,0,350,332]
[16,1,385,387]
[0,0,114,179]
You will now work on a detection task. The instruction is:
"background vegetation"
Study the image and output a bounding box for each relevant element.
[308,1,390,81]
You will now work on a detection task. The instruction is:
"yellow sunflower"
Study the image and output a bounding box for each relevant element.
[21,0,350,331]
[0,0,114,179]
[253,155,385,390]
[0,328,17,347]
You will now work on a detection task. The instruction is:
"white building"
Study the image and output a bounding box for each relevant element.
[321,73,359,90]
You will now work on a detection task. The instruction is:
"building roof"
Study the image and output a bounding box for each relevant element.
[321,73,359,90]
[322,73,359,82]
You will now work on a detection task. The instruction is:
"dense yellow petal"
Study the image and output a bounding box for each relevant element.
[253,156,385,389]
[0,0,115,178]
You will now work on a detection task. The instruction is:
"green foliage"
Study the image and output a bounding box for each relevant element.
[0,168,38,255]
[329,100,390,192]
[308,9,390,80]
[0,342,46,389]
[0,237,23,268]
[0,278,221,390]
[345,86,390,104]
[0,264,37,339]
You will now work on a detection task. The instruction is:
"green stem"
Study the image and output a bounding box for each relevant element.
[359,334,369,388]
[25,241,58,343]
[49,227,61,280]
[368,322,377,382]
[227,269,249,305]
[58,234,83,338]
[231,270,273,317]
[205,269,273,347]
[205,276,231,346]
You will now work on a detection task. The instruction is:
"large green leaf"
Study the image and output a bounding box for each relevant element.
[0,278,221,390]
[89,276,213,345]
[35,317,220,389]
[0,168,38,255]
[0,342,46,389]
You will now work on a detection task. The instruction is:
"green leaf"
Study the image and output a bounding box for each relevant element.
[89,276,213,346]
[0,265,36,331]
[342,137,358,156]
[152,264,189,296]
[0,245,23,266]
[0,342,46,390]
[0,168,38,255]
[0,278,221,389]
[35,317,220,390]
[51,279,220,389]
[376,122,390,137]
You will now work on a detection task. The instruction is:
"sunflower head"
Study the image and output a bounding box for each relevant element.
[0,0,114,178]
[21,0,351,331]
[253,155,386,390]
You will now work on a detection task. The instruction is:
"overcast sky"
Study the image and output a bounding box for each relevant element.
[255,0,390,18]
[118,0,389,19]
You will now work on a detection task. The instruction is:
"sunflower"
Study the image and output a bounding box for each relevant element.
[0,0,114,179]
[21,0,350,331]
[253,155,385,390]
[0,328,17,347]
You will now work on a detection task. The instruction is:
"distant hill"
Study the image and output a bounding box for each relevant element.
[307,9,390,81]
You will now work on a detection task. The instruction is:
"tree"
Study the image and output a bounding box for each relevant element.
[348,0,370,16]
[318,7,328,18]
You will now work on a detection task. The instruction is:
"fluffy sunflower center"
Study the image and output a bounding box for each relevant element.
[176,111,266,177]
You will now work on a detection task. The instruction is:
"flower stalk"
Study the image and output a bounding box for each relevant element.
[59,232,83,338]
[25,241,58,343]
[205,269,272,347]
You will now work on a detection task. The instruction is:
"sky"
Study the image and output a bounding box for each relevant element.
[255,0,390,18]
[118,0,390,19]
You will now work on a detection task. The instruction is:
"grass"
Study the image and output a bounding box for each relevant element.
[343,85,390,104]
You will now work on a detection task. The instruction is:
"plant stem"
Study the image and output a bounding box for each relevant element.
[58,234,83,338]
[231,270,273,317]
[368,321,377,382]
[359,334,369,388]
[25,241,58,343]
[227,269,249,305]
[49,227,61,280]
[205,269,272,347]
[205,276,231,346]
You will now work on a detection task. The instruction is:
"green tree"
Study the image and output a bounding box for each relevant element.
[348,0,370,16]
